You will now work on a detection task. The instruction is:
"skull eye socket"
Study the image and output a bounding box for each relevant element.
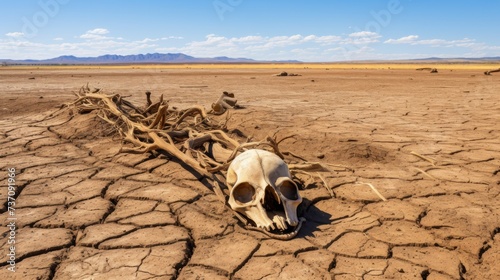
[232,182,256,204]
[279,180,299,200]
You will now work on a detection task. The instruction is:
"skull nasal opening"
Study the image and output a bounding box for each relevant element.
[263,186,281,211]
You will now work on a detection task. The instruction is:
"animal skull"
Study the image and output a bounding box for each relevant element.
[226,149,302,232]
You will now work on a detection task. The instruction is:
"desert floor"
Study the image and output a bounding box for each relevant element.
[1,65,499,279]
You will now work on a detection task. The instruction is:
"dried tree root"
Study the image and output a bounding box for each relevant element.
[289,162,329,171]
[69,89,238,177]
[484,68,500,75]
[416,68,438,73]
[211,91,239,115]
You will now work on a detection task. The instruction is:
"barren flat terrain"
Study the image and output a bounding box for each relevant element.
[1,65,499,279]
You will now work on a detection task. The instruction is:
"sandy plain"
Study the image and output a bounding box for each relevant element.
[0,64,499,279]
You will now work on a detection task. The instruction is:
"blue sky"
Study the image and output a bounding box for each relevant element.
[1,0,499,61]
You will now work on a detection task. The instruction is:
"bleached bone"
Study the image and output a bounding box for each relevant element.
[227,149,302,231]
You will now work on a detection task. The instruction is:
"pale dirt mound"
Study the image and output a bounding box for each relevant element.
[1,68,499,279]
[51,110,117,140]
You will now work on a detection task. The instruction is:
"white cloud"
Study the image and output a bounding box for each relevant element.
[342,31,381,45]
[314,35,342,44]
[349,31,378,38]
[0,31,184,59]
[80,28,110,40]
[161,36,184,40]
[137,38,160,43]
[175,33,377,55]
[87,28,109,35]
[6,32,25,38]
[384,35,419,44]
[324,45,375,60]
[469,43,500,51]
[152,33,382,61]
[2,29,386,61]
[384,35,476,48]
[0,36,160,60]
[130,36,185,46]
[3,29,499,62]
[416,38,475,47]
[382,35,500,58]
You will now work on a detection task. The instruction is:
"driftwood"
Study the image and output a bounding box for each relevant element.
[276,71,301,77]
[416,67,438,73]
[71,87,247,178]
[210,91,239,115]
[484,68,500,75]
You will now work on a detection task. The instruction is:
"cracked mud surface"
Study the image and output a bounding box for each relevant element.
[1,67,499,279]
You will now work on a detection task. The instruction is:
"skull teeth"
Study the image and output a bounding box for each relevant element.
[269,210,288,231]
[272,215,288,230]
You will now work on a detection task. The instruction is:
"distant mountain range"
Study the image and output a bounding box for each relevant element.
[407,56,500,62]
[0,53,300,65]
[338,56,500,63]
[1,53,499,65]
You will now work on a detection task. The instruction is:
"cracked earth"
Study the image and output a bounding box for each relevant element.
[1,67,499,279]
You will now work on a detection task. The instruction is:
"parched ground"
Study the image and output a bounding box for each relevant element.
[1,66,499,279]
